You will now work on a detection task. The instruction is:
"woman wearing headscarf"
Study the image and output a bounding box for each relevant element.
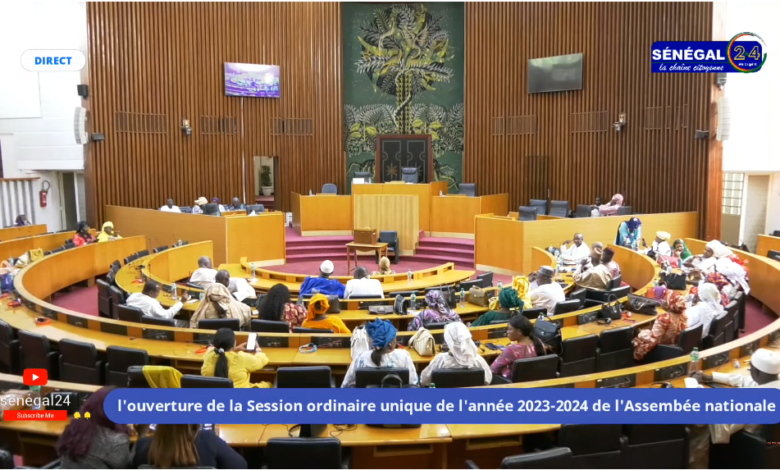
[72,221,94,247]
[420,323,492,386]
[407,290,462,331]
[715,257,750,295]
[341,319,417,387]
[633,292,688,361]
[301,293,351,333]
[672,239,693,262]
[96,221,122,242]
[373,256,396,276]
[190,273,252,330]
[616,217,642,248]
[686,240,733,273]
[705,272,733,306]
[489,276,533,311]
[598,194,624,216]
[472,288,523,327]
[685,283,726,338]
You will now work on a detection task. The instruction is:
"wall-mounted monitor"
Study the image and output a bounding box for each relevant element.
[528,53,583,94]
[224,62,280,98]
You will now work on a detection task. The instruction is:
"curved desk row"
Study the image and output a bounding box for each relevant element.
[0,224,47,242]
[0,230,77,262]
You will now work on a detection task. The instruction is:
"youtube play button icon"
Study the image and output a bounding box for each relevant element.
[23,369,48,386]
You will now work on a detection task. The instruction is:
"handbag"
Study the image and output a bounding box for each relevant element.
[350,325,370,360]
[533,317,560,344]
[599,294,623,320]
[467,286,490,307]
[627,294,660,315]
[393,295,409,315]
[368,305,394,315]
[660,272,687,290]
[445,289,457,309]
[408,327,436,356]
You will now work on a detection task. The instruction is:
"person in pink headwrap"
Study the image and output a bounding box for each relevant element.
[597,194,624,216]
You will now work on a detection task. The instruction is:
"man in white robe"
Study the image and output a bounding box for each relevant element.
[190,256,217,287]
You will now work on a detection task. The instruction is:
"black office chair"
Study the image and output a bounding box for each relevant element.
[529,199,548,216]
[375,230,400,264]
[769,250,780,262]
[265,438,347,469]
[567,288,587,308]
[96,279,112,318]
[110,260,122,273]
[181,375,233,388]
[549,200,570,218]
[584,286,630,308]
[246,204,266,214]
[141,316,176,327]
[424,322,449,330]
[63,241,76,250]
[117,304,143,323]
[466,447,573,469]
[521,307,548,320]
[18,330,59,379]
[134,250,150,258]
[252,319,290,333]
[355,171,372,179]
[59,338,103,385]
[552,299,581,316]
[123,253,138,265]
[477,272,494,288]
[575,204,593,218]
[401,167,418,183]
[710,423,780,469]
[321,183,338,194]
[459,183,477,197]
[622,425,689,469]
[703,313,728,350]
[558,424,626,468]
[203,203,220,215]
[596,326,635,372]
[640,344,684,364]
[355,368,409,388]
[0,319,21,374]
[617,206,633,215]
[510,355,559,383]
[724,305,738,344]
[197,318,240,331]
[430,368,485,388]
[152,245,168,253]
[608,275,623,290]
[179,206,192,213]
[559,334,598,377]
[127,365,151,388]
[49,246,65,254]
[675,323,702,355]
[292,327,334,334]
[459,279,483,292]
[734,290,746,334]
[519,206,538,221]
[773,231,780,237]
[105,346,150,387]
[276,366,335,388]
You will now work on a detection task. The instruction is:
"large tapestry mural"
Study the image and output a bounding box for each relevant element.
[343,2,465,191]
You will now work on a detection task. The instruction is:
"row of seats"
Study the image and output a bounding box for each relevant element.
[519,200,634,221]
[175,204,266,214]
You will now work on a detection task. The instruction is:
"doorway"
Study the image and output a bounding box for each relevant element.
[253,156,279,210]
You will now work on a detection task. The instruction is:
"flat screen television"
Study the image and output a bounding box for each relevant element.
[528,53,583,94]
[224,62,280,98]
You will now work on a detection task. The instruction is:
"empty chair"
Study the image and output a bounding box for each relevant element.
[276,366,334,388]
[0,319,21,374]
[430,368,485,388]
[710,423,780,469]
[596,326,635,372]
[134,249,150,258]
[734,290,745,333]
[181,374,233,388]
[567,288,587,308]
[558,424,625,468]
[459,279,483,292]
[529,199,548,216]
[246,204,265,214]
[552,299,581,315]
[197,318,240,331]
[202,203,220,215]
[768,250,780,262]
[376,230,400,264]
[265,438,346,469]
[519,206,538,221]
[17,330,59,379]
[152,245,168,253]
[510,355,559,383]
[251,319,290,333]
[703,313,728,349]
[179,206,192,213]
[354,171,372,179]
[549,200,570,218]
[559,334,598,377]
[424,322,448,330]
[608,275,623,290]
[622,425,689,469]
[96,279,112,318]
[321,183,338,194]
[49,246,65,254]
[355,368,410,388]
[521,307,548,320]
[292,327,334,334]
[575,204,593,218]
[110,260,122,273]
[466,447,573,469]
[477,272,494,288]
[117,304,143,323]
[141,316,176,327]
[401,167,418,183]
[724,306,738,343]
[123,253,138,264]
[773,230,780,237]
[59,338,103,385]
[459,183,477,197]
[105,346,150,387]
[617,205,633,215]
[127,365,151,388]
[640,344,684,363]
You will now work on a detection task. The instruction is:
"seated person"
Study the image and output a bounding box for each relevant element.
[559,233,590,265]
[345,266,384,298]
[715,256,750,295]
[341,319,418,387]
[684,240,733,273]
[373,256,396,276]
[299,260,346,298]
[672,238,693,262]
[597,193,624,216]
[685,283,725,338]
[705,272,734,307]
[581,243,604,269]
[420,322,492,386]
[126,280,189,327]
[573,247,615,290]
[160,198,181,212]
[133,423,247,469]
[227,197,245,211]
[212,197,226,213]
[407,290,462,331]
[227,277,256,305]
[190,256,217,287]
[529,266,566,315]
[72,221,94,247]
[192,197,208,214]
[258,283,307,331]
[589,195,603,217]
[646,231,672,257]
[201,328,271,388]
[616,217,642,249]
[15,214,31,226]
[472,287,524,327]
[301,293,351,333]
[190,270,251,329]
[490,315,547,380]
[96,221,121,242]
[601,246,622,278]
[633,292,688,361]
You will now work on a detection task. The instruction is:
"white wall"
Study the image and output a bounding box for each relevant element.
[766,173,780,234]
[0,1,87,230]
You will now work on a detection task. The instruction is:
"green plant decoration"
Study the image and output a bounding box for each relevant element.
[260,165,272,187]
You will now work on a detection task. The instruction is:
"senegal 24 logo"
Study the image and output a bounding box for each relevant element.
[728,32,767,73]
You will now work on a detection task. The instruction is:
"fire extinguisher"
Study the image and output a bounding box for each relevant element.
[39,180,51,208]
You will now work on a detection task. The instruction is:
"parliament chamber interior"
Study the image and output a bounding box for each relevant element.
[1,1,779,469]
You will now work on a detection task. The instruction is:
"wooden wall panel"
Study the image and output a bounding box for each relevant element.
[85,2,343,224]
[465,3,720,237]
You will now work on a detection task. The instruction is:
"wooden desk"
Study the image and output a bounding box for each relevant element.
[0,224,46,241]
[290,192,353,236]
[0,231,77,262]
[353,182,448,234]
[346,242,388,273]
[756,234,780,259]
[430,194,509,238]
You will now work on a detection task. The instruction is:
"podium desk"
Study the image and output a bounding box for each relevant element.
[757,234,780,258]
[290,192,353,236]
[353,182,448,234]
[430,193,508,238]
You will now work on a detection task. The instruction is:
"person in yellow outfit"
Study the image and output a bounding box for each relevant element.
[301,293,351,333]
[96,221,122,242]
[201,328,271,388]
[488,275,533,311]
